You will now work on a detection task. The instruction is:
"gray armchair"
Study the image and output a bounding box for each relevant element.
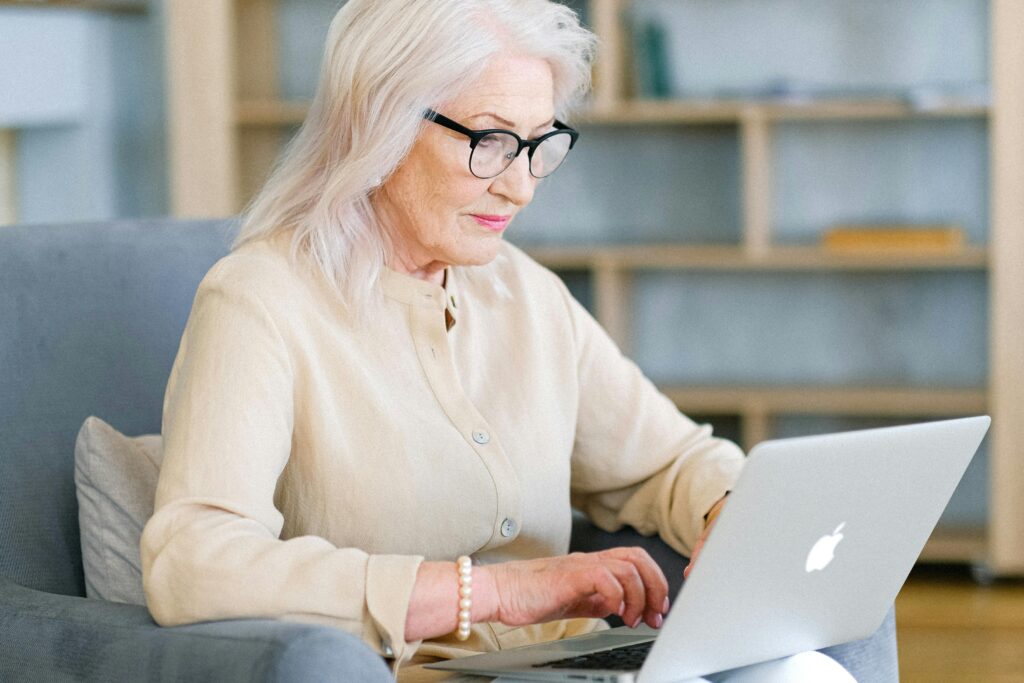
[0,219,897,681]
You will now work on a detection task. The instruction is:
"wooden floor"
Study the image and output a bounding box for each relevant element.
[896,565,1024,682]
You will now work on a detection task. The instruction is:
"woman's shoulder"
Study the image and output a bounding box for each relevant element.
[199,231,311,303]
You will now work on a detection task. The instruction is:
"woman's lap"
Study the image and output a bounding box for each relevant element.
[701,651,855,683]
[400,650,854,682]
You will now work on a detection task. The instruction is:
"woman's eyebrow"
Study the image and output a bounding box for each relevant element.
[468,111,557,131]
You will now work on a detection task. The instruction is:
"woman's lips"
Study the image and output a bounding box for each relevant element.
[470,214,512,232]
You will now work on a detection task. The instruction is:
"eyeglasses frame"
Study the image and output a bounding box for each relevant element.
[422,108,580,179]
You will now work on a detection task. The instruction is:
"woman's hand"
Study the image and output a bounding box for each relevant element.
[684,494,729,579]
[477,548,670,631]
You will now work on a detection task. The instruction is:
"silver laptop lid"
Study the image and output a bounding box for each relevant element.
[638,416,990,682]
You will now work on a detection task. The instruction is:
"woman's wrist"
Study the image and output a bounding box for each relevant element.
[470,564,500,624]
[703,492,730,530]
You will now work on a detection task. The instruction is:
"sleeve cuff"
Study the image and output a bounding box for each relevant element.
[365,554,425,666]
[687,442,745,546]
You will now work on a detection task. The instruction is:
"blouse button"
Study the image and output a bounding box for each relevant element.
[472,430,490,445]
[500,518,518,537]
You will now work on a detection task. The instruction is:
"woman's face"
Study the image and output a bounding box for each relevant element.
[374,53,556,281]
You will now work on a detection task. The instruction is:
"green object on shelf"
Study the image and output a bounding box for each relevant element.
[634,18,673,99]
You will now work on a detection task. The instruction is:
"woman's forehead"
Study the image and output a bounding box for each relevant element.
[443,56,555,129]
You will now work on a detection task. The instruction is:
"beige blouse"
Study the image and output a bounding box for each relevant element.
[140,231,745,676]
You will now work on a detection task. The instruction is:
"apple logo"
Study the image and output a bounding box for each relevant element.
[805,523,846,573]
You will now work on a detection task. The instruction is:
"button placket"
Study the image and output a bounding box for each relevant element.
[409,302,522,549]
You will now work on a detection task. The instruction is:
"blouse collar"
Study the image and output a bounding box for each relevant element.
[380,266,454,310]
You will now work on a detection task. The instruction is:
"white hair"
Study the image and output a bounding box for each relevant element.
[233,0,597,312]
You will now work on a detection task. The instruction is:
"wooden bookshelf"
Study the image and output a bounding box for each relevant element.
[164,0,1024,574]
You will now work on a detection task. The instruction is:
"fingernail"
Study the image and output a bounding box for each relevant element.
[662,597,670,613]
[617,601,625,616]
[655,614,664,628]
[631,616,642,628]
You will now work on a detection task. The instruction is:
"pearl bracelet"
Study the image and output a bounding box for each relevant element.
[455,555,473,641]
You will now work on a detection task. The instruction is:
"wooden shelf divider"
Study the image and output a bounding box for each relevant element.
[0,130,16,225]
[989,0,1024,575]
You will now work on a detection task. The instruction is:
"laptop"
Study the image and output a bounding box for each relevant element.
[426,416,991,682]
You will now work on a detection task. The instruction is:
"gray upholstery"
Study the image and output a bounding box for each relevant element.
[0,218,897,681]
[0,219,237,595]
[0,577,392,682]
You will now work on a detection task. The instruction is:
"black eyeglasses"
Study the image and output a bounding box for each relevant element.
[423,108,579,179]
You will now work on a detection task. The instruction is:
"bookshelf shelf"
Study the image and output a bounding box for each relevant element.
[661,384,987,455]
[233,97,989,129]
[526,244,989,272]
[582,99,989,126]
[661,386,988,418]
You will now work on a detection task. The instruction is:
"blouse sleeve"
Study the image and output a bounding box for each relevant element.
[558,279,746,558]
[139,263,424,666]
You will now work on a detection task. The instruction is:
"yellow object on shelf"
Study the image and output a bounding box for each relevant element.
[823,225,967,250]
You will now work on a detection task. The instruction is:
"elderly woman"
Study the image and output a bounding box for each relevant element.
[141,1,857,680]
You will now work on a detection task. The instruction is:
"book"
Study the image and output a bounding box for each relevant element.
[631,17,673,99]
[823,225,966,251]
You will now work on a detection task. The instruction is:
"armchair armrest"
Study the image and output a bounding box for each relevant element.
[0,577,392,683]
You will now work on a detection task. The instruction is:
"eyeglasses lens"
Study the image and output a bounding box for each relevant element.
[470,132,573,179]
[470,133,520,179]
[532,133,572,178]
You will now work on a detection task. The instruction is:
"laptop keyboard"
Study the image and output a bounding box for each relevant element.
[535,641,654,671]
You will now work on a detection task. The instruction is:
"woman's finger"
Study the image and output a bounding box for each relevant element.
[603,546,670,626]
[606,558,650,627]
[685,532,709,578]
[581,562,626,618]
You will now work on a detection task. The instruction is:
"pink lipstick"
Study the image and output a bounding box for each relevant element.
[471,214,511,232]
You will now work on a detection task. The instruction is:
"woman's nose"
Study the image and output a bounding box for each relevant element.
[490,151,537,207]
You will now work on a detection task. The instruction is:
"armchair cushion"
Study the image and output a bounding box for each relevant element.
[74,416,163,605]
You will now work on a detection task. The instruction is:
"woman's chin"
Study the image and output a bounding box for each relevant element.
[455,237,504,267]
